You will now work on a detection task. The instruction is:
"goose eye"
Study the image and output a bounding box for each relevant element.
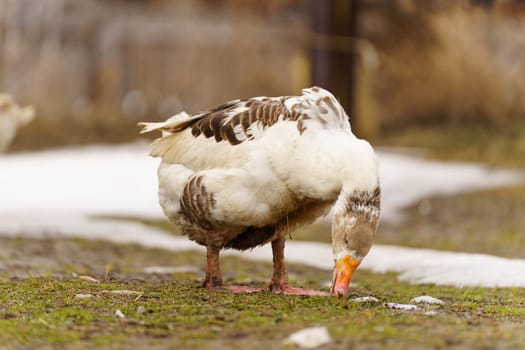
[344,237,349,245]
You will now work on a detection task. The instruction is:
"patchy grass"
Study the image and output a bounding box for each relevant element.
[376,122,525,168]
[378,183,525,259]
[0,237,524,350]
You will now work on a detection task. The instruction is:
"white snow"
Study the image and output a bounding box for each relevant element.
[0,142,162,217]
[0,143,524,288]
[411,295,445,305]
[228,241,525,288]
[0,143,519,221]
[283,326,332,349]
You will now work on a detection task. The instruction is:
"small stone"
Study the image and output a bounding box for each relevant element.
[115,309,126,319]
[74,293,94,299]
[385,303,418,311]
[136,306,146,314]
[283,326,332,348]
[411,295,445,305]
[78,275,100,283]
[350,296,379,303]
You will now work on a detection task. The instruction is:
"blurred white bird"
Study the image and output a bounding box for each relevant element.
[0,94,35,153]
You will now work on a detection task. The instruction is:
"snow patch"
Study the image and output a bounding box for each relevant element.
[0,143,162,218]
[0,143,520,222]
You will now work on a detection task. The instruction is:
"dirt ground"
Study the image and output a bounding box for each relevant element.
[1,184,525,350]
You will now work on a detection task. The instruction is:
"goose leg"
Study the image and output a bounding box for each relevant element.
[203,231,261,293]
[269,235,329,296]
[203,239,223,289]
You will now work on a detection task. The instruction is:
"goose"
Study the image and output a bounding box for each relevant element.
[0,94,34,153]
[139,87,380,296]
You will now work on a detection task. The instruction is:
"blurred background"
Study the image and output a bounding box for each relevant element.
[2,0,525,159]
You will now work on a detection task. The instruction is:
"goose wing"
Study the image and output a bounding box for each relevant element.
[138,86,351,147]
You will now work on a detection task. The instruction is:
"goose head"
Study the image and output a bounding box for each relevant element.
[330,187,380,297]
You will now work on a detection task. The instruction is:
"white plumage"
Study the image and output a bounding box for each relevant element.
[0,94,34,153]
[139,87,380,296]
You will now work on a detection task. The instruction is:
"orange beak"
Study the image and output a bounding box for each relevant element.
[331,255,360,297]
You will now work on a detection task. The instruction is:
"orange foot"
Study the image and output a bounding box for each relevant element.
[270,284,329,296]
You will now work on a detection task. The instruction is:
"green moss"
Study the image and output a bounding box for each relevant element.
[1,259,525,350]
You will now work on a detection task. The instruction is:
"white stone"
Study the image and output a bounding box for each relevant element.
[74,293,94,299]
[283,326,332,348]
[115,309,126,319]
[385,303,418,311]
[411,295,445,305]
[350,296,379,303]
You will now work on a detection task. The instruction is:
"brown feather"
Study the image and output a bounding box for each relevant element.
[170,96,311,145]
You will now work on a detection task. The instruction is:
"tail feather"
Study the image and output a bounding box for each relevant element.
[138,111,195,135]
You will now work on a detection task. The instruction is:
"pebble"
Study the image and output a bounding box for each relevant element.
[74,293,94,299]
[411,295,445,305]
[350,296,379,303]
[385,303,418,310]
[283,326,332,348]
[78,275,100,283]
[115,309,126,319]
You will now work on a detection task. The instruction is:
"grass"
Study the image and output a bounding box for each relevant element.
[376,122,525,168]
[0,237,524,350]
[378,183,525,259]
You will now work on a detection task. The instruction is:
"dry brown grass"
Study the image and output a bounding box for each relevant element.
[3,1,525,150]
[371,4,525,128]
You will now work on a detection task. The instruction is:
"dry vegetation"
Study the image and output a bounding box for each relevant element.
[1,0,525,150]
[0,0,309,151]
[362,2,525,129]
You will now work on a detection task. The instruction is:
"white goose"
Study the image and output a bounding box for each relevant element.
[139,87,380,296]
[0,94,34,153]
